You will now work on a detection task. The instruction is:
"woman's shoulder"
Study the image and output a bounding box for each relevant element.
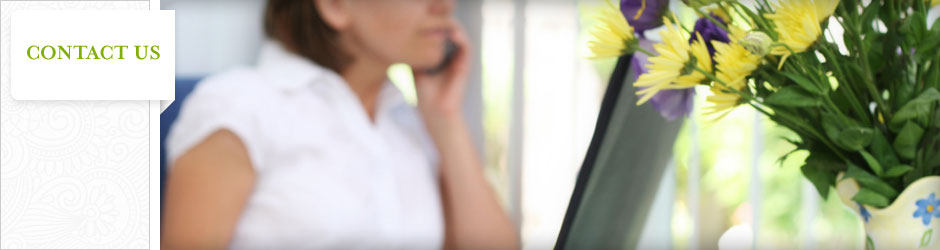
[190,67,282,103]
[166,67,281,169]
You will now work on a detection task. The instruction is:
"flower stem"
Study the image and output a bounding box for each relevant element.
[843,9,894,122]
[693,8,729,34]
[817,42,872,125]
[634,46,655,57]
[729,1,778,40]
[694,67,851,163]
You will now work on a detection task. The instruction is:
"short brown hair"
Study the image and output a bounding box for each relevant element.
[264,0,350,72]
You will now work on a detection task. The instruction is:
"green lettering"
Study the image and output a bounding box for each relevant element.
[86,46,100,60]
[101,46,113,60]
[134,45,148,60]
[40,46,56,60]
[27,45,40,60]
[116,45,128,59]
[57,45,70,59]
[150,45,160,60]
[74,45,87,59]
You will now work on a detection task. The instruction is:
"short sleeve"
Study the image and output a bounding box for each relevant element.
[166,70,268,171]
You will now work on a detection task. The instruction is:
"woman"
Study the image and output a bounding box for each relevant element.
[162,0,519,249]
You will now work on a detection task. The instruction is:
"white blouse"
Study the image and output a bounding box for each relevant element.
[166,42,444,249]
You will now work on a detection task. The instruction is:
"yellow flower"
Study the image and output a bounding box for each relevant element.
[587,1,636,59]
[765,0,839,67]
[634,18,713,105]
[705,27,763,118]
[933,0,939,7]
[705,85,744,119]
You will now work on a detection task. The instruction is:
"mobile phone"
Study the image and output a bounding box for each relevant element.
[424,40,458,75]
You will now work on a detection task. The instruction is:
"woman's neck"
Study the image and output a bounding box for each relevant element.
[340,57,390,123]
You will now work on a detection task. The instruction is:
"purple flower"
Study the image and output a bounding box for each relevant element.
[631,39,656,81]
[649,88,695,121]
[690,14,730,58]
[633,39,694,120]
[620,0,671,35]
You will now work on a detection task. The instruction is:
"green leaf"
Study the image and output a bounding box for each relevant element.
[860,1,881,33]
[801,164,835,198]
[932,11,940,34]
[821,112,848,147]
[933,109,940,129]
[890,88,940,129]
[915,32,940,62]
[893,121,925,160]
[853,188,890,208]
[805,152,847,172]
[866,32,886,71]
[844,164,899,198]
[900,11,927,42]
[837,127,874,151]
[927,152,940,170]
[884,165,914,178]
[870,129,900,168]
[820,113,873,151]
[859,150,884,177]
[781,71,824,95]
[765,86,823,107]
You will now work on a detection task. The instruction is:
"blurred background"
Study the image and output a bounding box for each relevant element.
[162,0,940,249]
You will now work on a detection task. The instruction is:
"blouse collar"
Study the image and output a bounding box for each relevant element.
[255,41,409,116]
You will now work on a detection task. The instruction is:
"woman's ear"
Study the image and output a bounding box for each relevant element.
[314,0,351,30]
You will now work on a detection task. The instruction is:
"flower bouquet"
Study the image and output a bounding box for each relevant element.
[587,0,940,248]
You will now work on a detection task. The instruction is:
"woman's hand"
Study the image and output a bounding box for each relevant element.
[412,22,471,123]
[410,21,521,250]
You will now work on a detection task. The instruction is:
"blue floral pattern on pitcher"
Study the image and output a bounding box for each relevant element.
[857,202,872,223]
[914,193,940,226]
